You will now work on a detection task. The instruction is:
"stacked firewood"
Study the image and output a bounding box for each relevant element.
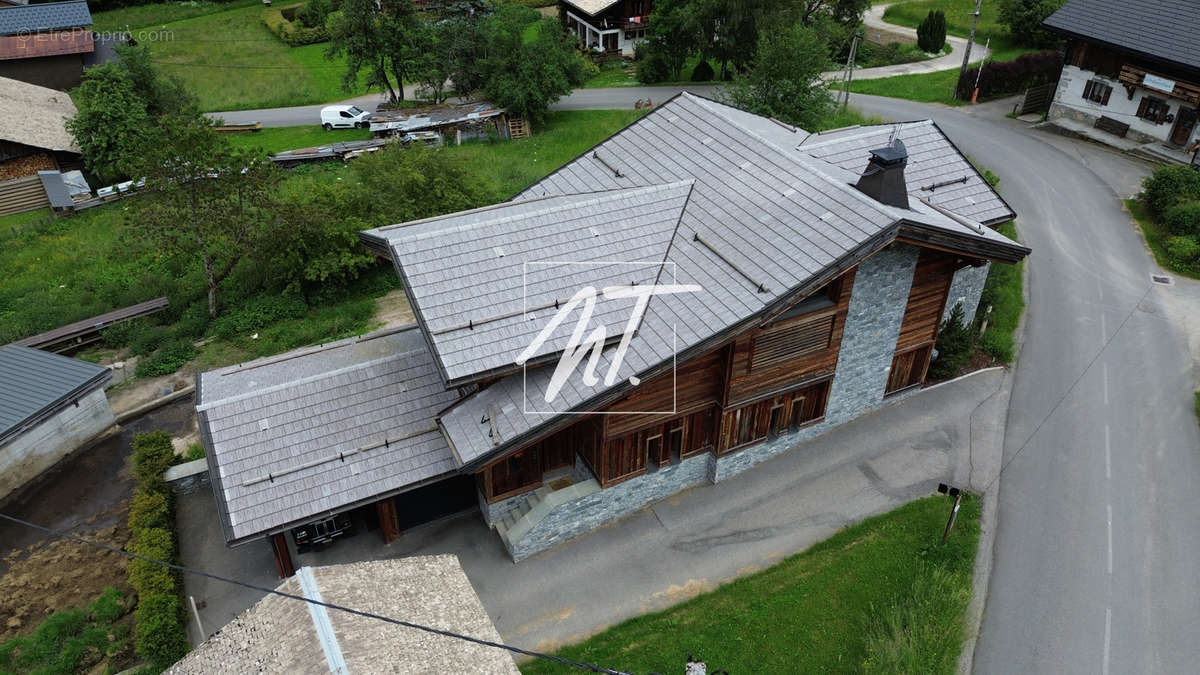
[0,153,55,182]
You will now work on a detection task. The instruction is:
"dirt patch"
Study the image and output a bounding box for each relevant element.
[374,288,415,328]
[925,349,1002,386]
[0,525,131,642]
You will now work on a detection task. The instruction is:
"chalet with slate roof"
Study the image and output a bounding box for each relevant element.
[196,93,1028,572]
[0,0,93,90]
[1044,0,1200,151]
[561,0,651,56]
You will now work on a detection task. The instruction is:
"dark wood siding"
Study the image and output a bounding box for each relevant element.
[482,445,542,502]
[886,250,957,395]
[718,378,831,454]
[603,347,726,437]
[726,269,855,406]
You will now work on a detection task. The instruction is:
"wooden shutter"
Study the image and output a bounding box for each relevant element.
[1083,81,1094,101]
[751,315,834,371]
[1137,97,1149,119]
[1101,84,1112,105]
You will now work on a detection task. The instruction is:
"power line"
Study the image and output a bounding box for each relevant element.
[0,512,630,675]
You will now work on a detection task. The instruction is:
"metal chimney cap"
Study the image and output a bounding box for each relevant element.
[869,138,908,166]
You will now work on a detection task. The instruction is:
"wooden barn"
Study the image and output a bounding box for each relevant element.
[197,93,1027,572]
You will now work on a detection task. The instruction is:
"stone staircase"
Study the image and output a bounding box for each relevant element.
[494,480,601,555]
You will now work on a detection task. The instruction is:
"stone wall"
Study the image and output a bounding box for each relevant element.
[508,453,710,561]
[478,488,527,529]
[0,388,115,502]
[165,458,211,495]
[943,262,990,326]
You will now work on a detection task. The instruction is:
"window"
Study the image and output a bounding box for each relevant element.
[769,404,786,435]
[683,407,715,457]
[1137,96,1170,124]
[1082,80,1112,105]
[647,433,667,468]
[790,380,830,428]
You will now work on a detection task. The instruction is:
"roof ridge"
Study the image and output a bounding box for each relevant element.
[208,323,419,378]
[798,120,931,150]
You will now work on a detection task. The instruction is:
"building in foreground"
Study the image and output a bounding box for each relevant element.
[167,556,519,675]
[0,344,114,503]
[1044,0,1200,152]
[197,93,1027,572]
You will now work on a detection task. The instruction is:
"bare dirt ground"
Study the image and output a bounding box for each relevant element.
[0,400,194,641]
[374,288,415,328]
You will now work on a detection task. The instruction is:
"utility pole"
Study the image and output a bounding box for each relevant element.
[957,0,984,100]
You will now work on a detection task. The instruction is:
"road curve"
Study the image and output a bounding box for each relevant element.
[849,94,1200,674]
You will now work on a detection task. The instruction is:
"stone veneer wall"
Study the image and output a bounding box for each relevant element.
[479,487,525,528]
[164,458,211,495]
[943,262,990,326]
[509,452,710,562]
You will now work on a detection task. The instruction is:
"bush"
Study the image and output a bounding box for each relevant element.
[929,304,975,379]
[129,323,168,357]
[262,4,330,46]
[135,337,196,378]
[1163,201,1200,237]
[1166,235,1200,271]
[133,593,188,670]
[297,0,331,29]
[998,0,1067,49]
[182,443,206,462]
[635,43,671,84]
[132,431,175,484]
[691,59,715,82]
[211,292,309,339]
[956,51,1060,100]
[916,10,947,53]
[129,488,172,532]
[1142,165,1200,219]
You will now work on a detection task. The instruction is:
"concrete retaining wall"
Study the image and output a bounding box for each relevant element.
[0,388,115,502]
[165,458,211,495]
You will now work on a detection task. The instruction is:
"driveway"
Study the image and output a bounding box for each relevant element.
[846,94,1200,673]
[177,369,1008,654]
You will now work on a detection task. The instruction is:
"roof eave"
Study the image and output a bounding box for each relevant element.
[897,220,1030,264]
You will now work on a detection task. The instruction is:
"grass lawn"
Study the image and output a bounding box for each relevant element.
[1124,198,1200,281]
[521,495,980,674]
[838,67,964,105]
[0,587,134,674]
[223,126,372,154]
[145,4,371,111]
[91,0,261,32]
[977,221,1025,363]
[883,0,1005,41]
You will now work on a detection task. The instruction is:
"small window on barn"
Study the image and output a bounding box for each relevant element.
[1137,96,1170,124]
[1082,80,1112,105]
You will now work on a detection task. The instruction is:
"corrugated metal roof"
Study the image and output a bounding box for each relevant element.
[0,344,110,445]
[196,326,461,543]
[1043,0,1200,71]
[0,0,91,36]
[800,120,1017,226]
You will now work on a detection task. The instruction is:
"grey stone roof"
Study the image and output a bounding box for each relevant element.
[800,120,1016,226]
[1043,0,1200,71]
[433,93,1027,467]
[196,326,461,543]
[366,182,693,384]
[166,556,519,675]
[0,344,110,445]
[0,0,91,36]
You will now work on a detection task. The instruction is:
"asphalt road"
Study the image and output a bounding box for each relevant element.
[848,94,1200,673]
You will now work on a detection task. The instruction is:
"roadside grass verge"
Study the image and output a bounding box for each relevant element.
[1124,198,1200,281]
[223,126,373,154]
[977,221,1024,363]
[0,587,135,674]
[92,0,261,32]
[837,67,963,105]
[147,4,370,111]
[520,495,980,675]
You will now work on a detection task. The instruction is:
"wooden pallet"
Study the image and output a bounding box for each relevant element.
[507,116,530,139]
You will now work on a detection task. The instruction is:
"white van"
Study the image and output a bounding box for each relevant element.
[320,105,371,130]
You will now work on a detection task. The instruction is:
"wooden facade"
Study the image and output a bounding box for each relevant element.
[476,251,963,502]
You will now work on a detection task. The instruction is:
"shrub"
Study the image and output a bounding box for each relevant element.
[297,0,331,29]
[133,593,188,670]
[1163,201,1200,237]
[135,337,196,378]
[262,4,330,46]
[1142,165,1200,219]
[1166,235,1200,271]
[132,431,175,484]
[211,292,309,339]
[691,59,715,82]
[930,304,974,379]
[916,10,946,53]
[182,443,206,462]
[129,488,172,532]
[956,51,1060,100]
[128,528,176,597]
[635,43,671,84]
[998,0,1068,49]
[129,323,168,357]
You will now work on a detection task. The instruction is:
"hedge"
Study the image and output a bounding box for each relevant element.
[956,51,1060,100]
[1142,165,1200,219]
[127,431,189,672]
[262,4,330,46]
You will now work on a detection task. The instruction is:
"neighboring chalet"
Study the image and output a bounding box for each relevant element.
[0,345,114,503]
[1043,0,1200,154]
[0,0,93,90]
[561,0,650,56]
[196,93,1027,573]
[0,75,80,182]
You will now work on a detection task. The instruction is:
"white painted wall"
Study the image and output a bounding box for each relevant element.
[0,388,116,501]
[1051,65,1200,146]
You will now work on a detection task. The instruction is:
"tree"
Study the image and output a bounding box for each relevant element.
[929,304,974,379]
[720,23,833,131]
[693,0,777,80]
[478,8,592,125]
[67,64,150,182]
[797,0,871,28]
[327,0,421,103]
[640,0,697,82]
[114,43,197,119]
[998,0,1067,48]
[129,118,282,318]
[412,21,454,103]
[917,10,946,53]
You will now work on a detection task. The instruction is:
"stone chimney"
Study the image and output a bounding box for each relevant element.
[854,138,910,209]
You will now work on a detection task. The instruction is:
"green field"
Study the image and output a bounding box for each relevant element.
[91,0,261,32]
[138,4,370,111]
[521,496,981,674]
